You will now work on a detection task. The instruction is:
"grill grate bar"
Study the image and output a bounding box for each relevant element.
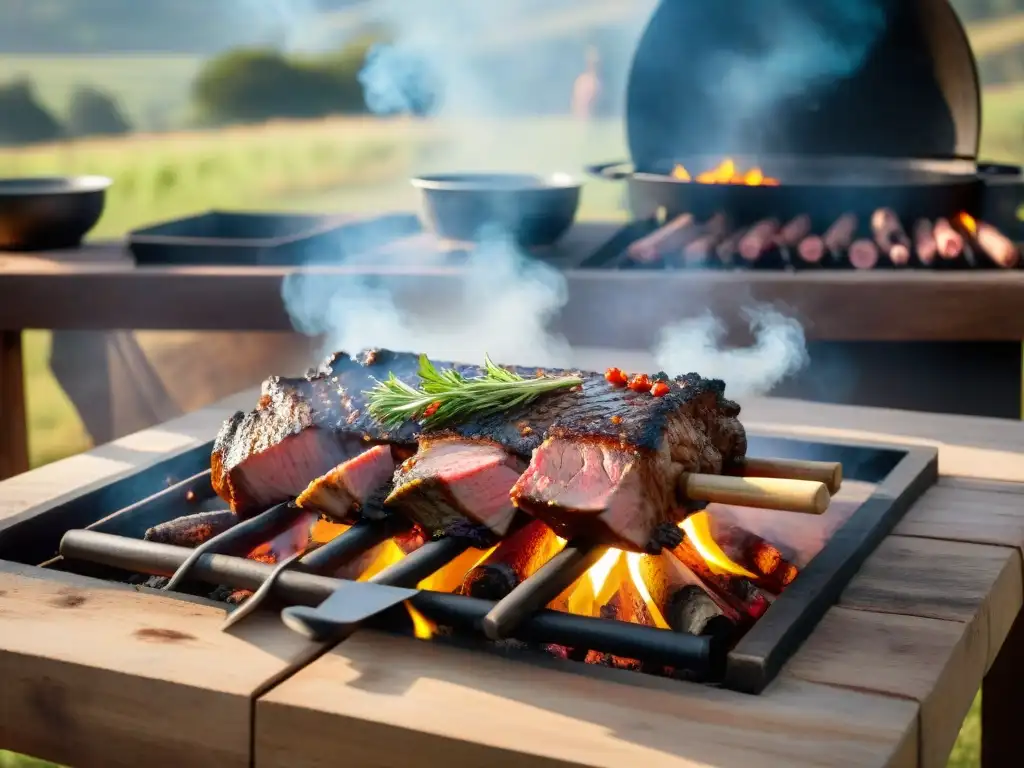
[299,517,409,575]
[370,536,472,587]
[59,529,720,675]
[482,539,608,640]
[162,502,295,591]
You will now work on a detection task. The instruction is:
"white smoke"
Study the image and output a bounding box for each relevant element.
[282,228,572,367]
[269,0,818,396]
[653,308,810,397]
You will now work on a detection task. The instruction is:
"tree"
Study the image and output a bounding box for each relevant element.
[0,78,63,145]
[66,85,132,137]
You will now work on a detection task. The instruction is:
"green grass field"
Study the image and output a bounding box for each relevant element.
[1,83,1020,765]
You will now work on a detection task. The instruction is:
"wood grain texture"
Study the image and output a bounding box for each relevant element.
[840,536,1023,639]
[255,630,918,768]
[785,607,983,768]
[791,532,1023,768]
[893,479,1024,550]
[3,226,1024,341]
[0,563,324,768]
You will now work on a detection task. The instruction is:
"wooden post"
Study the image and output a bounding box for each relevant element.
[0,329,29,479]
[983,607,1024,767]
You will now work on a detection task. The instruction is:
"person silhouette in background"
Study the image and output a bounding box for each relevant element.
[572,46,602,121]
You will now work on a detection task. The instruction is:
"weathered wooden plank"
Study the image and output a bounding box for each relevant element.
[787,533,1022,768]
[839,536,1023,638]
[255,630,918,768]
[4,235,1024,341]
[0,563,324,768]
[893,480,1024,551]
[786,607,984,768]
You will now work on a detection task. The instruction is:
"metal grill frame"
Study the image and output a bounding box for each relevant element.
[0,432,937,694]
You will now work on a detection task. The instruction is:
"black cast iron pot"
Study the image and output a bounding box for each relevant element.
[0,176,111,251]
[411,173,581,248]
[588,0,993,226]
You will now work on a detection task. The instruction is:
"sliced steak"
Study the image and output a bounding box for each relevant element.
[295,445,397,523]
[212,349,746,528]
[511,382,746,552]
[385,437,526,537]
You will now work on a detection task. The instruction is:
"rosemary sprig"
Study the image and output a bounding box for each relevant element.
[366,354,584,429]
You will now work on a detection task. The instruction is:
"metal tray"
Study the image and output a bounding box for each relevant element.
[128,210,421,266]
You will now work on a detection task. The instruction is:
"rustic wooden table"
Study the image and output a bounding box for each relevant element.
[0,390,1022,768]
[4,222,1024,481]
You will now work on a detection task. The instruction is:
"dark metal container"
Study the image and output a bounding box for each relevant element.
[128,211,421,266]
[411,173,581,248]
[0,176,111,251]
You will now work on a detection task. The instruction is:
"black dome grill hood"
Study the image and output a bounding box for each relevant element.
[624,0,981,171]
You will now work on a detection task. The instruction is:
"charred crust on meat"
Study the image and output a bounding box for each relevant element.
[645,522,686,554]
[433,519,501,549]
[210,349,747,516]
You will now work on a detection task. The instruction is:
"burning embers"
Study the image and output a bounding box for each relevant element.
[628,208,1020,269]
[143,500,800,674]
[671,158,780,187]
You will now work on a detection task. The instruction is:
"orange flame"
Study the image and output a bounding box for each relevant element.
[958,211,978,235]
[672,158,779,186]
[310,518,351,543]
[679,512,758,579]
[232,490,766,651]
[418,546,497,593]
[405,602,436,640]
[356,540,408,581]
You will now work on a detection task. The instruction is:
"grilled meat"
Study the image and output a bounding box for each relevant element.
[212,349,746,550]
[510,380,744,551]
[386,437,526,537]
[296,445,397,523]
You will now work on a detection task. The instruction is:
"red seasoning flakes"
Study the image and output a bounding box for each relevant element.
[605,367,628,387]
[627,374,652,393]
[423,401,441,418]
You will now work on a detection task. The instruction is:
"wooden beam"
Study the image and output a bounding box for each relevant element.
[255,630,917,768]
[982,609,1024,768]
[4,229,1024,341]
[0,563,325,768]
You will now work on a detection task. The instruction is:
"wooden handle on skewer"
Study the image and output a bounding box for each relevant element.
[730,457,842,494]
[678,473,830,515]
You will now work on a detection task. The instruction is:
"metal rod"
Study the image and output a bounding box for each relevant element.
[162,502,295,592]
[220,545,311,631]
[59,530,716,674]
[481,539,608,641]
[369,536,471,587]
[299,517,409,575]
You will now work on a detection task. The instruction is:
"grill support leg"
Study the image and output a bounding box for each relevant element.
[0,329,28,479]
[982,607,1024,767]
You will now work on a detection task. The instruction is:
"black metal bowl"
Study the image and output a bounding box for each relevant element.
[411,173,581,248]
[0,176,112,251]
